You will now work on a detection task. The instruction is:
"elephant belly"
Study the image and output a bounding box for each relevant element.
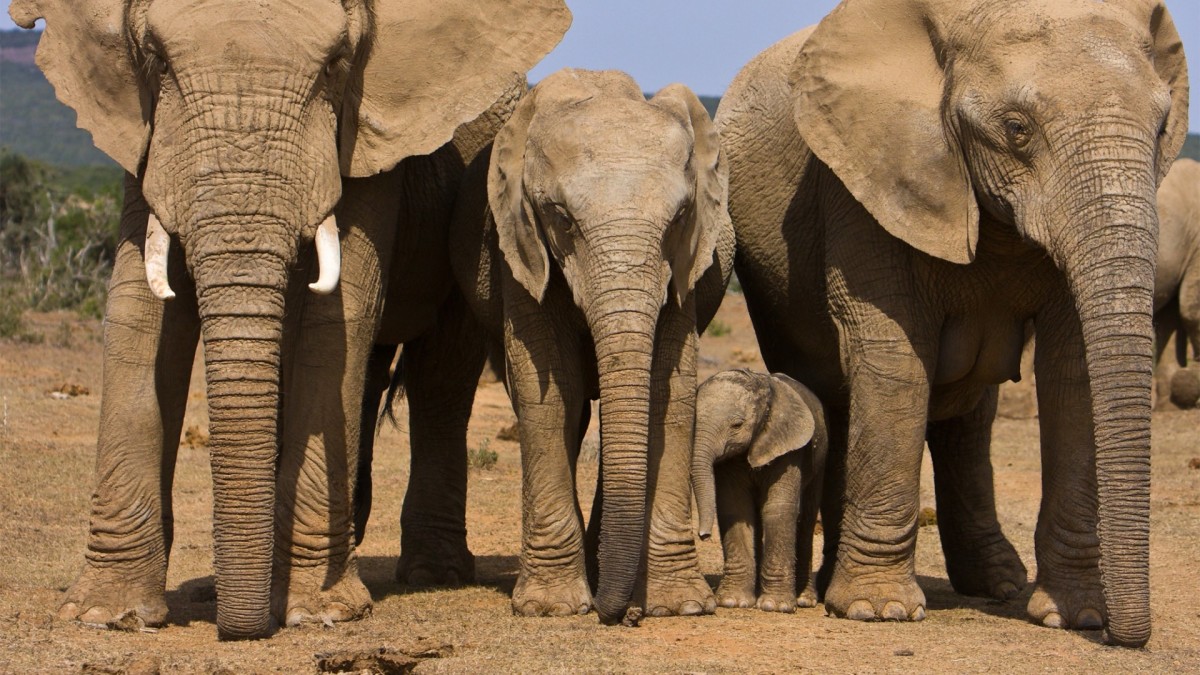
[934,315,1026,388]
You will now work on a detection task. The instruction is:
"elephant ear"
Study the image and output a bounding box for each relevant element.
[650,84,730,305]
[792,0,978,264]
[488,87,550,302]
[9,0,151,175]
[339,0,571,178]
[747,373,816,469]
[1134,0,1189,183]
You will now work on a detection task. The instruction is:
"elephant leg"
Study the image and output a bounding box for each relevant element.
[1171,265,1200,407]
[354,343,398,546]
[1027,301,1105,631]
[713,461,758,609]
[795,455,822,609]
[757,460,800,613]
[926,386,1027,600]
[60,180,199,628]
[506,294,592,617]
[395,289,487,587]
[814,404,848,601]
[643,311,715,617]
[272,184,394,627]
[1152,307,1179,410]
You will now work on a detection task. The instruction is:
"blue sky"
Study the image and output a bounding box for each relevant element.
[3,0,1198,131]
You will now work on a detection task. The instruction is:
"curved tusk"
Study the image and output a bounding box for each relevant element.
[308,214,341,295]
[144,213,175,301]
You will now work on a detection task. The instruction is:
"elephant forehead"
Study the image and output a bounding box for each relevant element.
[147,0,346,66]
[529,101,691,169]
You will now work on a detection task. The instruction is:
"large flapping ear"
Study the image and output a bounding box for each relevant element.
[792,0,978,264]
[9,0,151,175]
[1133,0,1189,183]
[747,373,816,469]
[488,88,549,302]
[650,84,730,305]
[340,0,571,178]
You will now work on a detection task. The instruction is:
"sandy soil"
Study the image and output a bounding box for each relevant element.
[1,296,1198,673]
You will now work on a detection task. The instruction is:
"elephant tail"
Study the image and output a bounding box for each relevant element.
[381,346,407,429]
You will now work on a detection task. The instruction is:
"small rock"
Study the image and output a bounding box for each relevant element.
[496,422,520,442]
[183,425,209,448]
[917,507,938,527]
[49,383,90,397]
[894,648,914,657]
[1188,458,1200,470]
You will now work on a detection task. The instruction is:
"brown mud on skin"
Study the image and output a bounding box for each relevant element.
[1,298,1199,671]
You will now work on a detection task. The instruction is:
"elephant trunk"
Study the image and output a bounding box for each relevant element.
[191,229,294,640]
[1058,167,1158,648]
[586,281,662,625]
[691,423,721,541]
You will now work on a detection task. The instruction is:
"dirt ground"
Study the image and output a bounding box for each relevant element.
[1,295,1198,673]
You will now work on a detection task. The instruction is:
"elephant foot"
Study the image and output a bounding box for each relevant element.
[1026,582,1106,631]
[756,592,796,613]
[59,563,168,630]
[943,533,1027,600]
[512,570,592,617]
[274,561,372,628]
[796,579,819,608]
[645,572,717,617]
[714,579,756,609]
[1170,368,1200,408]
[824,565,926,621]
[396,536,476,588]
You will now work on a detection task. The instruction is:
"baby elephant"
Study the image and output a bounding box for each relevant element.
[692,370,827,613]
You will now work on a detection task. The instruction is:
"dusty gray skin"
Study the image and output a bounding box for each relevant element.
[1153,158,1200,408]
[717,0,1188,647]
[452,69,734,623]
[691,370,827,614]
[11,0,570,640]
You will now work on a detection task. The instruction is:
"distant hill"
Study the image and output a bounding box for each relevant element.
[1,30,117,168]
[2,29,1197,169]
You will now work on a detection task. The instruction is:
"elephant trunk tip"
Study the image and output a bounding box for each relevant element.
[1104,625,1150,649]
[698,530,712,541]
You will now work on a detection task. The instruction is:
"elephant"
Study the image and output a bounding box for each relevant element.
[451,69,735,623]
[716,0,1188,648]
[690,370,827,614]
[10,0,570,639]
[1153,157,1200,409]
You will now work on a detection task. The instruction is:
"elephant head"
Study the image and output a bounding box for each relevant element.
[691,370,816,541]
[9,0,570,639]
[793,0,1188,647]
[488,69,730,623]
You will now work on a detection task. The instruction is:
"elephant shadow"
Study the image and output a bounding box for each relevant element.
[165,576,218,627]
[357,555,522,600]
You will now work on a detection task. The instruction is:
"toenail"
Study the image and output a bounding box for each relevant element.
[577,603,590,615]
[79,607,112,625]
[648,606,672,617]
[1075,608,1104,629]
[995,581,1018,599]
[881,602,907,621]
[909,606,926,621]
[679,601,704,616]
[1042,611,1064,628]
[846,600,876,621]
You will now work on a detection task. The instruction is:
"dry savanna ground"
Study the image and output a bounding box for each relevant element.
[1,295,1198,673]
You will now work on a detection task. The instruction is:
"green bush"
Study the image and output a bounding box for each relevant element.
[468,439,499,471]
[705,319,731,338]
[0,151,122,320]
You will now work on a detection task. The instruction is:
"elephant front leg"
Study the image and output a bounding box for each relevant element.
[272,223,381,627]
[926,387,1027,600]
[713,462,758,609]
[643,317,715,617]
[1027,306,1105,631]
[757,460,801,613]
[61,186,199,628]
[822,337,931,622]
[395,290,487,587]
[506,306,592,617]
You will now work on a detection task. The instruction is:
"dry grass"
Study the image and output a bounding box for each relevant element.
[1,297,1198,673]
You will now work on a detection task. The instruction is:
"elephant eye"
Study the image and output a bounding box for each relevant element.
[1003,117,1031,148]
[550,203,575,230]
[729,419,744,429]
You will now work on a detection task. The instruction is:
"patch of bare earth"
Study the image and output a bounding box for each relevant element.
[1,298,1198,672]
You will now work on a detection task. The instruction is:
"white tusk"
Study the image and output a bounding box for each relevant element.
[144,213,175,300]
[308,214,341,295]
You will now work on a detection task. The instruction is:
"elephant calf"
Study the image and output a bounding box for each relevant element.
[691,370,827,613]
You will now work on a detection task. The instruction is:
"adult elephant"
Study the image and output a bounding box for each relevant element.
[717,0,1187,648]
[452,70,733,623]
[1153,157,1200,408]
[11,0,570,640]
